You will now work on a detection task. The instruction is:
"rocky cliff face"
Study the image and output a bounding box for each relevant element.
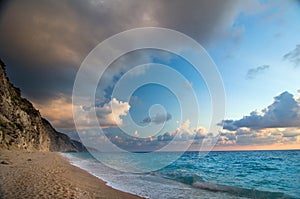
[0,60,85,152]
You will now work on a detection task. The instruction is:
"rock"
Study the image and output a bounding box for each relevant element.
[0,160,10,165]
[0,59,86,152]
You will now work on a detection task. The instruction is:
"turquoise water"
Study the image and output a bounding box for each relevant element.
[62,150,300,199]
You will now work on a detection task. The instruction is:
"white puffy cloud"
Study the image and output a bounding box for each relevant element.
[178,119,192,134]
[217,127,300,147]
[75,98,130,129]
[157,120,209,142]
[193,127,209,140]
[222,91,300,131]
[96,98,130,127]
[218,91,300,148]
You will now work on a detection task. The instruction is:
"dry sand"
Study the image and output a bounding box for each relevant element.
[0,150,142,199]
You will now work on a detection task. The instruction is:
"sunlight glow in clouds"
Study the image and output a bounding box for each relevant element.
[71,98,131,130]
[1,0,300,150]
[97,98,130,127]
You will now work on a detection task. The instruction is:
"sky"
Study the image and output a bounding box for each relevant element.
[0,0,300,151]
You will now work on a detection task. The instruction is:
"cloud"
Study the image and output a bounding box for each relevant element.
[101,120,211,151]
[75,98,130,129]
[218,132,237,145]
[283,44,300,67]
[217,127,300,147]
[155,119,194,142]
[102,121,300,151]
[216,90,300,148]
[33,95,129,130]
[0,0,243,104]
[193,127,209,140]
[0,0,284,132]
[178,119,191,134]
[155,120,210,142]
[80,119,300,151]
[157,132,174,142]
[33,94,74,130]
[96,98,131,127]
[231,25,246,44]
[246,65,270,79]
[142,112,172,124]
[222,91,300,131]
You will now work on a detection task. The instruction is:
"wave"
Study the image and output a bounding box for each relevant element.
[161,174,296,199]
[192,181,295,199]
[63,152,299,199]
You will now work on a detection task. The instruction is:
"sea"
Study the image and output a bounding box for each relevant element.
[61,150,300,199]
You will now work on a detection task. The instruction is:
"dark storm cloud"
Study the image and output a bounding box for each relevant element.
[0,0,129,103]
[283,44,300,67]
[0,0,240,105]
[246,65,270,79]
[147,0,239,45]
[222,91,300,131]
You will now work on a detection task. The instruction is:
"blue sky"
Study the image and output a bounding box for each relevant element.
[211,0,300,119]
[0,0,299,150]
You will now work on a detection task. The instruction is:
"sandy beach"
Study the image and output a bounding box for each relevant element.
[0,150,142,199]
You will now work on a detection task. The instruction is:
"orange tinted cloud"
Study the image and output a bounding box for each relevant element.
[33,95,74,130]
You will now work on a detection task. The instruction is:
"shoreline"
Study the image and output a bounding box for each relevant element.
[0,150,142,199]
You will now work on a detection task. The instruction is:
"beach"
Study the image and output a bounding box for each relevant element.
[62,151,300,199]
[0,150,142,199]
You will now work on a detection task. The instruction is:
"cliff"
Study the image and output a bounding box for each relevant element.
[0,60,86,152]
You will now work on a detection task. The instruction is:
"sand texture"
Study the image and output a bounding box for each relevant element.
[0,150,142,199]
